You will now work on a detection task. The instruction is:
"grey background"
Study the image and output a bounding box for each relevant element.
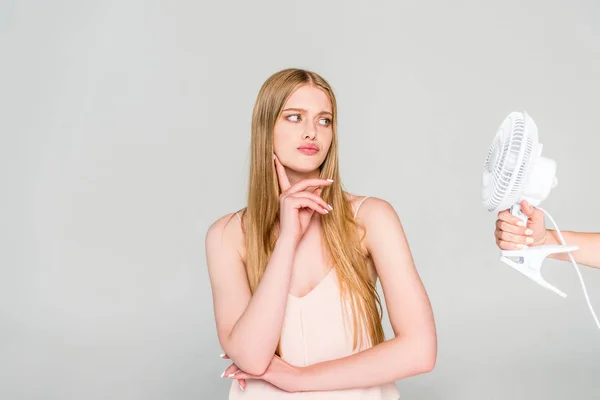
[2,0,599,399]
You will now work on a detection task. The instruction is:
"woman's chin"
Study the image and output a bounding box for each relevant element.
[286,161,322,174]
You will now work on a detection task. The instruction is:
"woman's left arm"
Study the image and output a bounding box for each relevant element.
[225,198,437,392]
[300,197,437,391]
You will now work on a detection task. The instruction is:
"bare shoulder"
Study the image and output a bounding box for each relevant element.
[348,194,404,249]
[205,209,246,263]
[345,193,397,222]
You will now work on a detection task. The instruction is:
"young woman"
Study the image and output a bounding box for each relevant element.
[205,68,437,399]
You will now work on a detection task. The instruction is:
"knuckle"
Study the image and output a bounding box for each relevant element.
[520,235,528,244]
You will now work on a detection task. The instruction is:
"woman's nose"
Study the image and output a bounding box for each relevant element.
[303,121,317,139]
[303,131,316,139]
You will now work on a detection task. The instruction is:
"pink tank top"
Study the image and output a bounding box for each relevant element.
[229,197,401,399]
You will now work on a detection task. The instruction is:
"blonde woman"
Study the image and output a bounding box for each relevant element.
[205,68,437,399]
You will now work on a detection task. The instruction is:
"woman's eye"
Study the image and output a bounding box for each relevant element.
[285,114,330,126]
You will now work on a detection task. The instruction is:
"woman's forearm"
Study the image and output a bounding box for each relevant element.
[299,334,436,392]
[546,230,600,269]
[225,235,297,375]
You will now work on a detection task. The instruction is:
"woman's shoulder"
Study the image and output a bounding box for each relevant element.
[205,208,246,255]
[344,193,396,221]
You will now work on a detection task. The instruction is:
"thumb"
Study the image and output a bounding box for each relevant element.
[521,200,536,217]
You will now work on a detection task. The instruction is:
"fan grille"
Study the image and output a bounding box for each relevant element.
[483,113,535,212]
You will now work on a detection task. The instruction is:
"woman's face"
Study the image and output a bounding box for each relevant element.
[273,84,333,174]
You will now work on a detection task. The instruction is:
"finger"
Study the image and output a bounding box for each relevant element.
[290,197,328,215]
[230,371,259,380]
[220,353,230,359]
[520,200,536,217]
[285,178,333,195]
[238,378,246,391]
[496,219,530,235]
[498,230,532,245]
[221,362,239,379]
[498,209,510,218]
[313,188,324,206]
[285,196,330,215]
[497,239,522,250]
[289,191,332,211]
[497,211,527,227]
[300,186,323,199]
[274,154,291,192]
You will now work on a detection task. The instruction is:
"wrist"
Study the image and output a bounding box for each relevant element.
[277,232,300,248]
[296,365,314,392]
[544,229,559,245]
[532,229,548,246]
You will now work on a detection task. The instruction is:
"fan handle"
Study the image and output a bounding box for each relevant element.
[510,202,529,227]
[508,202,530,263]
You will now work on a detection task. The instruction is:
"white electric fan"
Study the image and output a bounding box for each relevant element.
[482,110,600,330]
[481,111,579,297]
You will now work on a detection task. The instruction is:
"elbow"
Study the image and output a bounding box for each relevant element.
[231,350,271,376]
[233,355,271,376]
[221,343,271,376]
[419,353,436,373]
[412,336,437,374]
[418,342,437,373]
[241,362,269,377]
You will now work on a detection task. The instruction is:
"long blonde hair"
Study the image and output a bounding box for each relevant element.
[242,68,384,354]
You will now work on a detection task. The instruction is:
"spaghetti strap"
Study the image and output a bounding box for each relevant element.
[354,196,370,219]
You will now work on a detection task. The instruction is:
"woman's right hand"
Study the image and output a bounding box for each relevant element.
[495,200,547,250]
[274,154,333,243]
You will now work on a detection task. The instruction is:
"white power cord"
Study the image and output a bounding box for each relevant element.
[537,207,600,331]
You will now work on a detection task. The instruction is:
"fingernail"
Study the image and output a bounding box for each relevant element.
[525,229,533,235]
[328,204,333,210]
[327,179,334,182]
[221,371,226,378]
[228,372,238,378]
[239,383,244,391]
[219,353,225,358]
[516,221,526,227]
[526,237,534,244]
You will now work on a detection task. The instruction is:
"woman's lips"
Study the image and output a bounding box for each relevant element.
[298,147,319,155]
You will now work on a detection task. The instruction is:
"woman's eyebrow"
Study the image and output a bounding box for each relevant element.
[282,107,332,116]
